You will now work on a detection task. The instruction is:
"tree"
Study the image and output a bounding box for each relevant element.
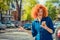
[47,0,60,14]
[0,0,11,16]
[0,0,22,21]
[15,0,22,21]
[0,0,12,14]
[45,1,58,20]
[22,0,38,21]
[47,0,59,3]
[0,0,12,22]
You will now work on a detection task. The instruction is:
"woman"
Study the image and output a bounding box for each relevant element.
[31,4,55,40]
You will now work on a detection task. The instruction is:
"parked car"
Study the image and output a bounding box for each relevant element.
[14,21,20,28]
[53,21,60,40]
[0,22,6,30]
[11,21,21,28]
[54,21,60,29]
[55,27,60,40]
[23,23,32,30]
[6,21,15,28]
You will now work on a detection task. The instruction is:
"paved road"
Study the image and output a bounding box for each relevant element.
[0,28,34,40]
[0,28,55,40]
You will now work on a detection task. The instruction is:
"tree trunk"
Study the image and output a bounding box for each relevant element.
[16,0,22,21]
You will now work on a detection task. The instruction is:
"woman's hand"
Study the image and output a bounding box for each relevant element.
[41,21,47,29]
[41,21,53,33]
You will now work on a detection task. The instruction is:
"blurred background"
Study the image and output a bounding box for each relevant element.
[0,0,60,40]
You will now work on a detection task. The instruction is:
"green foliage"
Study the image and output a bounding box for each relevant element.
[45,2,58,20]
[0,2,9,11]
[22,0,37,21]
[0,0,12,12]
[47,0,59,3]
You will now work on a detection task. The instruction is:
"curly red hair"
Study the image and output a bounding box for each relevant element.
[31,4,48,19]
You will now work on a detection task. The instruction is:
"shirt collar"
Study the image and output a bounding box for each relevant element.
[34,18,41,22]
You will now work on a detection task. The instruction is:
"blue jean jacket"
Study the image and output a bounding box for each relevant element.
[32,17,55,40]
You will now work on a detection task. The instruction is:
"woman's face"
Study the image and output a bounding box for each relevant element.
[38,9,43,19]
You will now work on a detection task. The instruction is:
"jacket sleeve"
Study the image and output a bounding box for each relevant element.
[32,21,37,37]
[48,17,55,34]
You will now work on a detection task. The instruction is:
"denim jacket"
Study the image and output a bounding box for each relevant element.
[32,17,55,40]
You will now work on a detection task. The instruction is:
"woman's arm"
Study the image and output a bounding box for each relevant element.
[44,26,53,33]
[42,23,53,33]
[32,21,37,37]
[42,17,55,34]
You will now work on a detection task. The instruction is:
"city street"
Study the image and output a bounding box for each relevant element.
[0,0,60,40]
[0,28,34,40]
